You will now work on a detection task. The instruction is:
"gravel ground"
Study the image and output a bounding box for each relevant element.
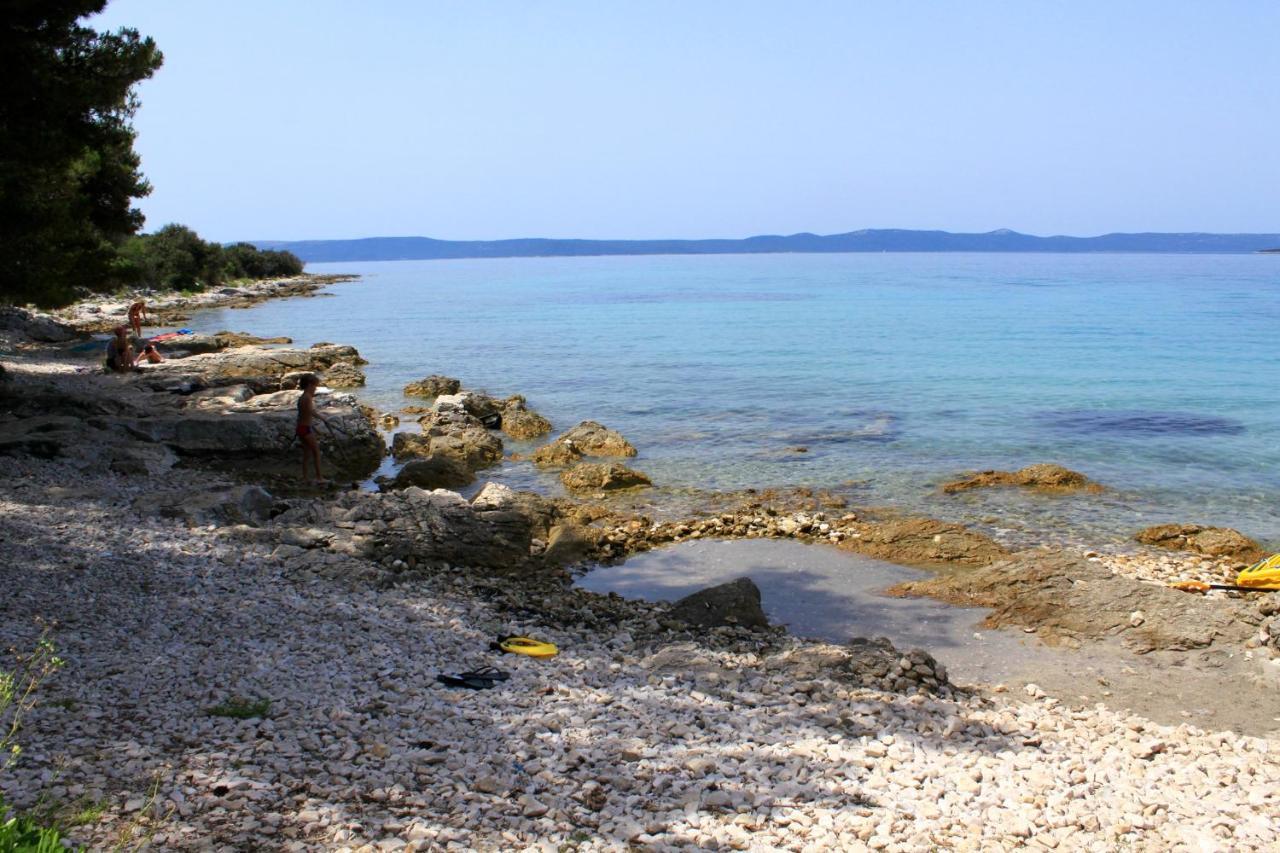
[2,455,1278,851]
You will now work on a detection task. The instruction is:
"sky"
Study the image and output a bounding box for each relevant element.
[91,1,1280,243]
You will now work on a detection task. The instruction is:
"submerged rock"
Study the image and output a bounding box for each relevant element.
[553,421,637,457]
[941,463,1103,494]
[404,374,461,398]
[1135,523,1267,564]
[668,577,769,629]
[561,462,652,494]
[845,517,1007,568]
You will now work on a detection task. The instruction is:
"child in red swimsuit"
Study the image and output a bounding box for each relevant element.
[295,374,329,484]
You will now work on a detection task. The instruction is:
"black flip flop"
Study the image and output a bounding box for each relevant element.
[459,666,510,682]
[436,673,497,690]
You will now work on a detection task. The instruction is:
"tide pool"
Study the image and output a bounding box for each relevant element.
[191,252,1280,546]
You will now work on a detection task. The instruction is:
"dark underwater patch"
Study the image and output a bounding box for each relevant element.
[1036,409,1245,437]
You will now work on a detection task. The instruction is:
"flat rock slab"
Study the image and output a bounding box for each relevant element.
[890,551,1256,653]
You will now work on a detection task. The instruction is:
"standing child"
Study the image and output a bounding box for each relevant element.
[295,374,329,484]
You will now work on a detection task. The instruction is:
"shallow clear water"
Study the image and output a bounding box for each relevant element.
[191,252,1280,545]
[577,539,1051,685]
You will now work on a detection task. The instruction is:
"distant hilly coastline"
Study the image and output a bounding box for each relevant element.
[254,228,1280,264]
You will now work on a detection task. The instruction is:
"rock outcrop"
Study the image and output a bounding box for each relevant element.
[393,409,503,471]
[550,421,637,457]
[313,484,535,572]
[890,551,1255,653]
[846,518,1008,568]
[404,375,461,398]
[530,441,584,468]
[434,391,553,440]
[669,578,769,629]
[323,361,366,388]
[145,344,366,392]
[1135,524,1267,564]
[942,463,1103,494]
[0,307,81,343]
[560,462,652,494]
[387,456,475,491]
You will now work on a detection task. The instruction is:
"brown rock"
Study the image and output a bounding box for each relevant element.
[543,524,599,565]
[890,551,1253,652]
[213,330,292,347]
[553,421,637,457]
[561,462,652,494]
[324,361,366,388]
[942,463,1103,494]
[500,396,553,440]
[668,578,769,629]
[1135,524,1267,563]
[404,375,461,398]
[392,409,503,470]
[844,517,1006,568]
[531,441,584,468]
[388,456,475,490]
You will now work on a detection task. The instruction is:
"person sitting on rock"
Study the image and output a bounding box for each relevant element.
[127,300,150,337]
[296,374,330,484]
[105,326,134,372]
[133,342,164,366]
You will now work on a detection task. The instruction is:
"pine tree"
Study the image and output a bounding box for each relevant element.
[0,1,162,307]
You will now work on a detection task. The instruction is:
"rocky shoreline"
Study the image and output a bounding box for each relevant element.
[2,279,1279,850]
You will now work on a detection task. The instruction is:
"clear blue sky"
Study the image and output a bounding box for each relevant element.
[91,1,1280,243]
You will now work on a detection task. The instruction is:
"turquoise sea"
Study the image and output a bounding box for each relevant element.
[192,253,1280,548]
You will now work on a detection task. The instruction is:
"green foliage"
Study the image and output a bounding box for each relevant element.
[205,696,270,719]
[0,1,163,308]
[0,633,76,852]
[0,800,75,853]
[117,228,303,292]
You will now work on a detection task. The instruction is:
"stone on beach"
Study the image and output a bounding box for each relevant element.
[560,462,652,494]
[387,455,475,490]
[668,577,770,629]
[1135,523,1268,564]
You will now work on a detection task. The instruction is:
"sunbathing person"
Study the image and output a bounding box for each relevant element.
[133,342,164,366]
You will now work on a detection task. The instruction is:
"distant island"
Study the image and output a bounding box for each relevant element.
[254,228,1280,264]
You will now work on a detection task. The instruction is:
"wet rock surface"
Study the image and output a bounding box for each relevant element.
[393,408,503,471]
[561,461,653,494]
[889,551,1256,653]
[942,463,1104,494]
[1135,523,1267,564]
[551,420,638,457]
[669,577,770,629]
[403,374,460,398]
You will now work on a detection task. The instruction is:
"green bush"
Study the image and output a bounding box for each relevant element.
[0,800,75,853]
[116,227,303,293]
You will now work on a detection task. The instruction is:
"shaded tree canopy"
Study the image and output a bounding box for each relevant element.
[116,226,304,290]
[0,0,163,307]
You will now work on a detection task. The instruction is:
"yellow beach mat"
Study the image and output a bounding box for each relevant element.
[1238,554,1280,590]
[492,636,559,658]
